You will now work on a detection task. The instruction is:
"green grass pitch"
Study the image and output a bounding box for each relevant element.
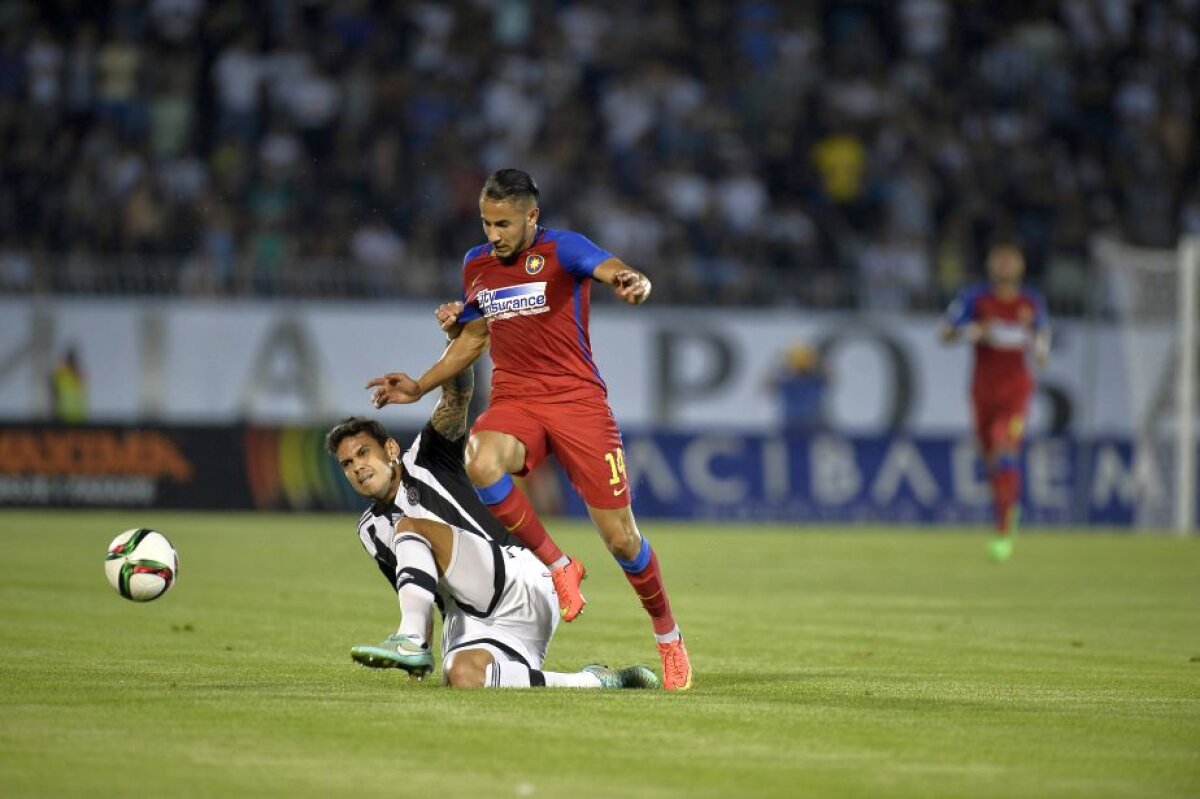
[1,510,1198,798]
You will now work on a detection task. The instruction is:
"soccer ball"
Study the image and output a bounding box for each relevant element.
[104,528,179,602]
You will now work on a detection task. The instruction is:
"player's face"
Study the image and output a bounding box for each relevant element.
[335,433,400,501]
[480,197,539,262]
[988,246,1025,285]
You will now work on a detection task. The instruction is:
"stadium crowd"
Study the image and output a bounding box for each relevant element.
[0,0,1197,311]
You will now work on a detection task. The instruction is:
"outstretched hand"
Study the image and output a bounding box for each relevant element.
[613,269,651,305]
[366,372,422,407]
[964,322,987,344]
[435,301,465,338]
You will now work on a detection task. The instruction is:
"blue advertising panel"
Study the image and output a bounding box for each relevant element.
[1,423,1179,527]
[556,433,1170,526]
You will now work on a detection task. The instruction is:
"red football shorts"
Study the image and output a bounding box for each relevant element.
[972,385,1032,454]
[471,396,630,510]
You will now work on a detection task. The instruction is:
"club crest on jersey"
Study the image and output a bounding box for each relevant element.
[525,254,545,275]
[406,486,420,506]
[476,282,550,320]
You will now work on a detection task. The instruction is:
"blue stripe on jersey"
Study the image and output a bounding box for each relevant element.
[944,282,988,327]
[544,228,612,278]
[1023,287,1049,329]
[464,242,491,262]
[459,243,493,323]
[572,278,607,390]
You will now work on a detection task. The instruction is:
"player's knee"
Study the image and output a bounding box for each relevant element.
[393,517,428,541]
[445,658,487,688]
[465,457,503,488]
[464,440,506,487]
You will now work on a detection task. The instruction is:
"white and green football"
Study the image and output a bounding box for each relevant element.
[104,528,179,602]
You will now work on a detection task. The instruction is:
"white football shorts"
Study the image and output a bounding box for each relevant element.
[439,527,559,673]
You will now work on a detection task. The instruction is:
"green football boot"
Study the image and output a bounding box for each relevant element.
[988,506,1019,562]
[987,535,1014,563]
[351,634,434,678]
[583,664,661,689]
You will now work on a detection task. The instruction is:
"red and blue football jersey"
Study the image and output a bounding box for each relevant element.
[458,227,614,404]
[944,282,1048,397]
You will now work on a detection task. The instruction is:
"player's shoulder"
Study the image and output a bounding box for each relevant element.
[357,502,387,531]
[462,242,492,267]
[1019,284,1048,306]
[946,281,987,316]
[539,227,580,245]
[542,226,609,254]
[540,227,612,274]
[407,420,463,468]
[959,281,991,301]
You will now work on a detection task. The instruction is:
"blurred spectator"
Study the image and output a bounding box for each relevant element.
[350,214,406,295]
[0,0,1196,311]
[858,229,930,312]
[95,27,144,137]
[50,345,88,423]
[771,343,828,436]
[212,32,262,143]
[25,27,63,125]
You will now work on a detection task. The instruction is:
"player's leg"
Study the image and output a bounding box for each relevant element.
[973,396,1008,561]
[442,647,492,687]
[987,408,1026,558]
[467,404,587,620]
[441,546,657,689]
[467,429,560,565]
[350,520,451,676]
[441,647,657,689]
[549,400,692,690]
[975,391,1026,562]
[989,418,1022,535]
[586,504,692,691]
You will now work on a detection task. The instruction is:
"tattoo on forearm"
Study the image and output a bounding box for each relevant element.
[430,368,474,440]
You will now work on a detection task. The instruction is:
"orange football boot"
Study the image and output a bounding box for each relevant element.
[551,558,587,621]
[657,636,693,691]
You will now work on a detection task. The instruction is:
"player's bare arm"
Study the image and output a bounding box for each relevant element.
[366,318,489,408]
[428,301,474,438]
[593,258,652,305]
[940,321,985,344]
[430,356,474,440]
[1033,327,1051,368]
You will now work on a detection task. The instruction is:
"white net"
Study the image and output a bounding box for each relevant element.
[1096,236,1198,531]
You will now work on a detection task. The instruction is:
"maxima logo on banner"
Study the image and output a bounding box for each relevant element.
[0,427,197,506]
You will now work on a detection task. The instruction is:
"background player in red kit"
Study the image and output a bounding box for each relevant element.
[941,239,1051,561]
[366,169,692,690]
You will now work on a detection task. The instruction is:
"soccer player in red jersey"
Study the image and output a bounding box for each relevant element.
[366,169,692,690]
[941,240,1051,561]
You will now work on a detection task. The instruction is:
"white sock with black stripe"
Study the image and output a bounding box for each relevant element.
[394,534,437,646]
[483,661,603,689]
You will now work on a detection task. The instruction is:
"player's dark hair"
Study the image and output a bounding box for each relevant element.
[324,416,390,457]
[481,169,540,205]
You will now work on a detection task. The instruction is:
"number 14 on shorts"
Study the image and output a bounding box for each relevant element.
[604,448,628,496]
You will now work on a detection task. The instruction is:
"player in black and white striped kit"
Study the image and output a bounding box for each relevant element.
[326,340,657,690]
